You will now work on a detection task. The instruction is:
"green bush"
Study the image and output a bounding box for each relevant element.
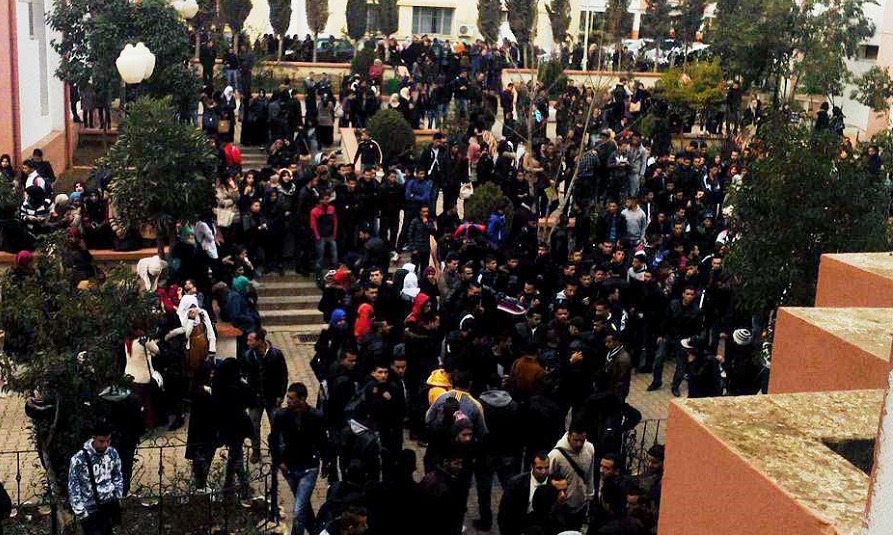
[367,108,415,164]
[383,77,401,95]
[463,182,514,229]
[538,58,569,98]
[351,48,377,77]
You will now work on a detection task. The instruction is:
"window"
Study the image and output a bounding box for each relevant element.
[412,7,454,35]
[859,44,880,61]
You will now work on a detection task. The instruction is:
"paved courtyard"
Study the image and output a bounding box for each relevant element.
[0,332,678,533]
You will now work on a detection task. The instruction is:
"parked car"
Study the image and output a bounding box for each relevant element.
[315,38,355,62]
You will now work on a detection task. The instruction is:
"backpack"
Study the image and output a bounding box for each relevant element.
[202,112,219,132]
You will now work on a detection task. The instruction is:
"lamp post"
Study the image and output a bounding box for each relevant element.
[116,42,155,114]
[172,0,201,60]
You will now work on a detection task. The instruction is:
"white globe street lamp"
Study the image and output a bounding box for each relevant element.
[116,42,155,84]
[172,0,199,19]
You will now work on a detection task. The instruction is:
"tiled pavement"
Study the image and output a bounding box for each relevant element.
[0,331,678,533]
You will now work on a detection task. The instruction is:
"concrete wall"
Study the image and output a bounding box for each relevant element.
[814,253,893,308]
[658,402,836,535]
[769,308,893,394]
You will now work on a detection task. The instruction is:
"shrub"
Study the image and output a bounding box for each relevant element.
[351,48,377,77]
[463,182,514,229]
[538,58,569,98]
[367,108,416,164]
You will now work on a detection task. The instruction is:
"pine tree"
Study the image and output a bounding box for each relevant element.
[269,0,292,60]
[220,0,252,51]
[545,0,571,51]
[346,0,368,54]
[478,0,501,44]
[306,0,330,62]
[378,0,398,36]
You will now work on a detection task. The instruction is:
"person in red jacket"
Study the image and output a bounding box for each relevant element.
[310,193,338,270]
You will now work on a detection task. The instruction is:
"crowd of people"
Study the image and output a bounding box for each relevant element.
[0,31,837,535]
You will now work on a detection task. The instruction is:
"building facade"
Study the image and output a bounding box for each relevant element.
[0,0,74,173]
[243,0,653,52]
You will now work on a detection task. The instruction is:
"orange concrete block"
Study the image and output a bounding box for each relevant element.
[770,308,893,394]
[815,253,893,307]
[659,391,883,535]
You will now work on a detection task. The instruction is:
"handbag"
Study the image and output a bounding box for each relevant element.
[214,207,235,228]
[82,448,122,526]
[629,100,642,113]
[459,182,474,200]
[217,119,231,134]
[139,338,164,391]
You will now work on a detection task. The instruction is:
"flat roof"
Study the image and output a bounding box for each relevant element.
[824,252,893,280]
[677,390,884,534]
[782,307,893,361]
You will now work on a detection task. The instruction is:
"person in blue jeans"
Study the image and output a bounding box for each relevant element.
[270,382,329,535]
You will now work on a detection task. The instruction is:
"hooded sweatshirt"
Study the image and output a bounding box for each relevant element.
[547,433,595,513]
[426,369,452,405]
[67,440,124,519]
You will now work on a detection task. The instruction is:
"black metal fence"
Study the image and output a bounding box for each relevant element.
[0,436,279,535]
[621,419,666,476]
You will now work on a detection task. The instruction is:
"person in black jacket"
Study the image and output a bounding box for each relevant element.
[241,328,289,464]
[212,359,253,499]
[497,453,552,535]
[270,382,329,535]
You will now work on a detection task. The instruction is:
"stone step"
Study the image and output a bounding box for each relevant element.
[257,281,319,297]
[260,309,324,326]
[261,273,317,283]
[266,324,327,335]
[258,295,319,311]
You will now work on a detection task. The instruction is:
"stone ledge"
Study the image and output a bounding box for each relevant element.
[770,307,893,394]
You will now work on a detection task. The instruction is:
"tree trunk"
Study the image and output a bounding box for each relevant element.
[156,234,165,257]
[312,32,319,63]
[653,42,660,73]
[278,37,284,62]
[233,31,240,53]
[195,31,201,60]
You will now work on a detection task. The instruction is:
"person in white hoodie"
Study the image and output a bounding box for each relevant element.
[548,422,595,530]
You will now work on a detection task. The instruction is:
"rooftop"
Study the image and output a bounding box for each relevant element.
[782,307,893,362]
[676,389,884,534]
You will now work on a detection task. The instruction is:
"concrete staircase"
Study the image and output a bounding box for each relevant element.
[241,145,267,171]
[240,146,326,334]
[257,273,326,333]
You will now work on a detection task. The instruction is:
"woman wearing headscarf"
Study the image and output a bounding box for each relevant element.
[219,86,238,143]
[240,89,270,147]
[314,308,350,380]
[419,266,440,301]
[263,188,286,275]
[0,154,15,182]
[317,97,335,148]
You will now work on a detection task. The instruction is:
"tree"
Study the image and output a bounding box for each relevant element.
[103,97,217,255]
[306,0,330,62]
[792,0,875,99]
[366,109,416,164]
[604,0,631,56]
[269,0,292,61]
[642,0,674,72]
[48,0,199,124]
[851,65,893,113]
[675,0,708,67]
[712,0,796,88]
[478,0,502,45]
[653,60,725,130]
[506,0,537,66]
[725,120,888,312]
[221,0,253,51]
[346,0,368,54]
[545,0,571,51]
[0,240,154,511]
[464,182,515,229]
[378,0,399,37]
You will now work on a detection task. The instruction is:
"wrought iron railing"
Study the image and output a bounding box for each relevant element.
[0,436,278,535]
[621,418,666,476]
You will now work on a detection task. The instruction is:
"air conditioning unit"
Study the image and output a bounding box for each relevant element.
[458,24,473,37]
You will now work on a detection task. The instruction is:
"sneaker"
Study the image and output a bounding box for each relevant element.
[671,385,681,397]
[646,382,662,392]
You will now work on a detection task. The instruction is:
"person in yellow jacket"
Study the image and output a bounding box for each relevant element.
[426,368,452,406]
